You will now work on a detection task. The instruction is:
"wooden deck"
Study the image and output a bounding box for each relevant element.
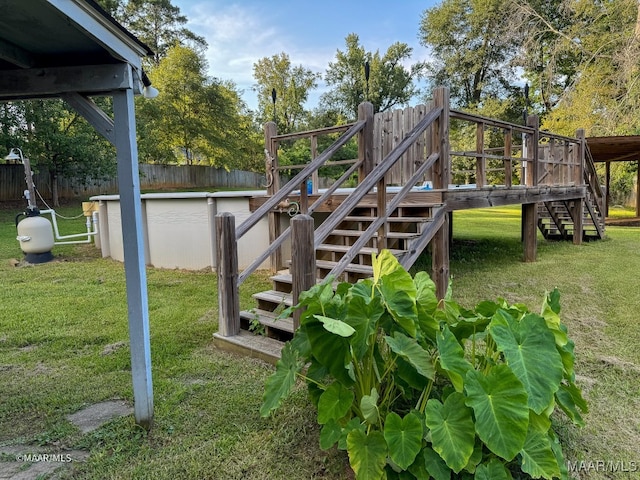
[213,87,606,361]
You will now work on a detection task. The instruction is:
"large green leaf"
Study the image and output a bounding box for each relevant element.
[339,417,366,450]
[414,271,438,314]
[260,342,303,417]
[347,429,388,480]
[314,314,356,337]
[464,366,529,461]
[384,332,435,380]
[425,392,476,473]
[474,458,513,480]
[320,419,342,450]
[317,382,354,424]
[347,288,385,359]
[304,317,354,387]
[555,382,588,427]
[437,325,473,392]
[422,446,452,480]
[373,250,418,337]
[383,411,424,470]
[490,310,563,414]
[361,387,379,425]
[519,420,561,479]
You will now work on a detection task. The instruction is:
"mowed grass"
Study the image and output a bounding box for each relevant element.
[0,202,639,479]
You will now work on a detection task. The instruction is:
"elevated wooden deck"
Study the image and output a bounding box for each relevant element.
[213,87,605,361]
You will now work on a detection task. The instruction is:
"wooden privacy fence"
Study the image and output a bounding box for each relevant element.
[0,163,267,201]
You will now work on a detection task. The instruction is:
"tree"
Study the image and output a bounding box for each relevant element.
[252,53,320,133]
[20,99,115,207]
[322,33,421,119]
[141,45,261,169]
[419,0,521,109]
[118,0,207,66]
[512,0,640,136]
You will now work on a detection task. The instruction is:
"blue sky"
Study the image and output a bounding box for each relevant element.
[173,0,440,110]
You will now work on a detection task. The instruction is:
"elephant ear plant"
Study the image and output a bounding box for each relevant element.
[261,250,587,480]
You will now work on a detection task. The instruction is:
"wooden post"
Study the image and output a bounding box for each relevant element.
[526,115,539,186]
[433,213,450,300]
[636,160,640,217]
[291,215,315,330]
[476,122,485,187]
[573,129,585,243]
[311,134,319,195]
[522,203,537,262]
[572,199,584,245]
[605,161,611,217]
[358,102,374,183]
[216,212,240,337]
[432,86,451,299]
[377,176,387,251]
[504,128,512,188]
[113,88,153,429]
[264,121,282,272]
[433,87,451,189]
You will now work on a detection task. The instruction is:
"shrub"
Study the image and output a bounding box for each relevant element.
[261,250,587,479]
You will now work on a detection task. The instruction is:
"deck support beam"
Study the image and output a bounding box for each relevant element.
[522,203,537,262]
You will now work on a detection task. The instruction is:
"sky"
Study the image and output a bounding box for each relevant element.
[173,0,440,111]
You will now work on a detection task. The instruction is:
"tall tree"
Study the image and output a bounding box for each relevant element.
[322,33,421,119]
[512,0,640,135]
[118,0,206,66]
[141,45,261,168]
[252,53,320,133]
[419,0,521,109]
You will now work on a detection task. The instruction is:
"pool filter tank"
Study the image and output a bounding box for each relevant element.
[16,210,55,263]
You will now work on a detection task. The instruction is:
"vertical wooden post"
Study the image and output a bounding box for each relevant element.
[522,203,537,262]
[636,160,640,216]
[476,122,485,187]
[605,161,611,217]
[265,121,282,272]
[216,212,240,337]
[573,129,585,244]
[432,87,450,299]
[504,128,513,188]
[291,215,315,330]
[358,102,374,183]
[433,87,451,189]
[377,176,387,251]
[311,134,319,195]
[526,115,539,186]
[113,88,153,429]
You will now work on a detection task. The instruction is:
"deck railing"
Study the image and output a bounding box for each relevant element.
[216,86,594,337]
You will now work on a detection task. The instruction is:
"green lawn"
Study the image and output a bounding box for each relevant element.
[0,202,638,479]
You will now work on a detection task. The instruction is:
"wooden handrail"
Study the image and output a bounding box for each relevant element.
[235,120,365,239]
[236,155,364,286]
[315,106,443,244]
[327,151,440,280]
[271,123,354,142]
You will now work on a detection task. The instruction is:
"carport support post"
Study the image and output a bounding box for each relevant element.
[113,89,154,429]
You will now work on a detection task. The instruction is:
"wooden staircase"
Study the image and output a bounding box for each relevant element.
[239,201,444,341]
[537,145,606,241]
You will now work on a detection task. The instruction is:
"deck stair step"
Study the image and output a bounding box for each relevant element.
[239,308,295,334]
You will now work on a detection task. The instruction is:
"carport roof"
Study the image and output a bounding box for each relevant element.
[586,135,640,163]
[0,0,153,101]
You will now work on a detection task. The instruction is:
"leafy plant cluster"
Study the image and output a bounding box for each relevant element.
[261,250,587,479]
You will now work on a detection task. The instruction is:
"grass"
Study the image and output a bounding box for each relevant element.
[1,201,639,479]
